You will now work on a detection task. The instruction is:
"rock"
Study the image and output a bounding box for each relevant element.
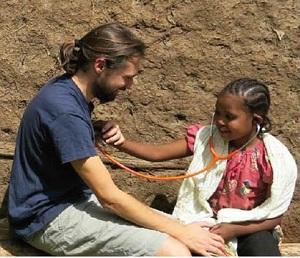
[280,243,300,256]
[0,218,44,256]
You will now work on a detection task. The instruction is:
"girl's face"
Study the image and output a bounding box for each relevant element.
[214,93,257,147]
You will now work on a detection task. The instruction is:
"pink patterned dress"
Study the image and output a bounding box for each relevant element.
[186,124,273,215]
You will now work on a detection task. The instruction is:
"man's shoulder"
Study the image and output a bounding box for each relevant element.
[37,75,83,112]
[24,75,88,126]
[41,74,76,98]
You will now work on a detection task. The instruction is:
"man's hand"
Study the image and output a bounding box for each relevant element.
[94,120,125,146]
[209,223,237,243]
[72,156,226,256]
[178,222,227,256]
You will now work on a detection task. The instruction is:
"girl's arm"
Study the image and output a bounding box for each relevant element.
[118,138,191,161]
[210,216,282,243]
[96,120,192,161]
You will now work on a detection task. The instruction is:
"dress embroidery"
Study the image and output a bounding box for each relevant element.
[251,148,259,171]
[186,124,273,213]
[223,179,238,193]
[240,180,252,195]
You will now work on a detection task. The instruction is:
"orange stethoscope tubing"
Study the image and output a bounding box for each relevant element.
[97,121,261,181]
[97,137,240,181]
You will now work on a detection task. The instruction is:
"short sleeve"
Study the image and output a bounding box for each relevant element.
[48,114,97,164]
[185,124,203,153]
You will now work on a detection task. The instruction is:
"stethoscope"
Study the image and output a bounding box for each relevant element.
[97,115,261,181]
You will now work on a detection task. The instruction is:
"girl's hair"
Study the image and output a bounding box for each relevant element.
[59,23,146,75]
[219,78,272,133]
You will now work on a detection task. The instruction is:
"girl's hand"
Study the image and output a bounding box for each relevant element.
[94,120,125,146]
[209,223,237,243]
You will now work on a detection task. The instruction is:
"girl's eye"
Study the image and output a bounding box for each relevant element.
[226,114,235,120]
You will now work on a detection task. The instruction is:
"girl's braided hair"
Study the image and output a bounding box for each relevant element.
[219,78,272,133]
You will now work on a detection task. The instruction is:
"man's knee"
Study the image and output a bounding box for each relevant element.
[238,230,281,256]
[155,236,191,256]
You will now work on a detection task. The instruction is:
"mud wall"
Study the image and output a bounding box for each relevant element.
[0,0,299,242]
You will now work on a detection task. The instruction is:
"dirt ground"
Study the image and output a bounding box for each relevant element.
[0,0,299,247]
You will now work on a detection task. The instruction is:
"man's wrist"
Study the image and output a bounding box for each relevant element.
[155,217,186,240]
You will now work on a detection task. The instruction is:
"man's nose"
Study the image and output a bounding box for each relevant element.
[126,79,134,89]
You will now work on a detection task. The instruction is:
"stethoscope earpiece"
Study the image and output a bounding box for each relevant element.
[256,123,261,133]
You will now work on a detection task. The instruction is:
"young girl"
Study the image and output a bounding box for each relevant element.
[97,78,297,256]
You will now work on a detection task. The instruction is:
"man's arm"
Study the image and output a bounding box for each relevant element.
[210,217,282,243]
[71,155,226,256]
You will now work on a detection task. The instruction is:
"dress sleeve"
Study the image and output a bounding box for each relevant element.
[185,124,203,153]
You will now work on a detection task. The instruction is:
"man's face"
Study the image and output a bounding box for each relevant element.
[92,57,140,103]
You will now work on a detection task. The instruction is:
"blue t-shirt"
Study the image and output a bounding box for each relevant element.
[8,74,98,237]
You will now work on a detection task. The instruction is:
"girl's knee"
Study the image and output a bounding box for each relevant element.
[155,236,191,256]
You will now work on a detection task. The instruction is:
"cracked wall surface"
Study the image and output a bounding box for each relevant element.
[0,0,299,242]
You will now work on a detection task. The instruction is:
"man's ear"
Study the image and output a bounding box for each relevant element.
[94,58,106,74]
[253,113,263,125]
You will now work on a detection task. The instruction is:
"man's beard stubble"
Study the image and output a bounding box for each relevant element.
[92,81,118,104]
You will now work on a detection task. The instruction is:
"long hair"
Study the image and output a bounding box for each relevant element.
[59,23,146,75]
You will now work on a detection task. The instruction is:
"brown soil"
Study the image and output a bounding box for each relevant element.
[0,0,299,248]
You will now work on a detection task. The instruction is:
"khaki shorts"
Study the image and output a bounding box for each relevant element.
[25,194,168,256]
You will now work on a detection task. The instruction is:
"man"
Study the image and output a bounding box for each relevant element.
[8,23,225,256]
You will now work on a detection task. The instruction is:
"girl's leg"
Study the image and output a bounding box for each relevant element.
[237,230,281,256]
